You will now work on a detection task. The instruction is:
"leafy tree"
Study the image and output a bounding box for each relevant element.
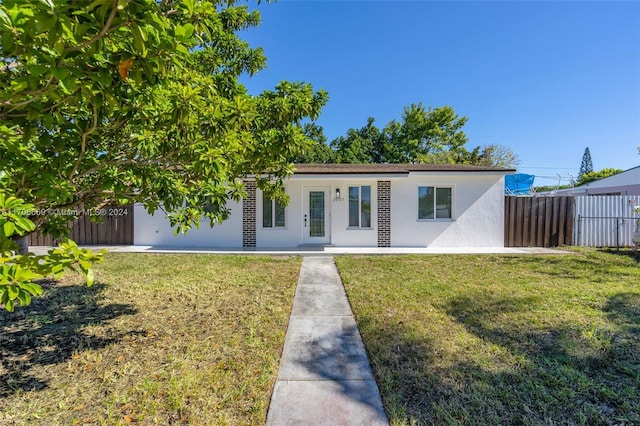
[330,105,518,167]
[475,144,520,168]
[331,105,470,164]
[292,123,335,163]
[331,117,382,163]
[576,168,623,186]
[579,147,594,179]
[383,103,469,163]
[417,148,474,165]
[0,0,327,311]
[418,144,519,168]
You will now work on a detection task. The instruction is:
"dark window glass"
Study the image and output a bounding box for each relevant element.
[348,186,359,227]
[435,187,452,219]
[418,186,434,219]
[361,186,371,228]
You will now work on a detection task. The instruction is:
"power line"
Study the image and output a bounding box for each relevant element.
[533,175,574,181]
[518,166,577,170]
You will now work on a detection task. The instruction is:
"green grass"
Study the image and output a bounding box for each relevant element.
[336,249,640,425]
[0,253,300,426]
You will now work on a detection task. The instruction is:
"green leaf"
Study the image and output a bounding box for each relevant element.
[34,14,56,34]
[3,221,15,237]
[0,8,11,28]
[85,268,94,287]
[58,76,77,94]
[15,268,42,282]
[87,0,111,12]
[7,285,19,300]
[175,44,189,55]
[17,291,31,307]
[181,23,194,39]
[79,259,92,271]
[15,216,36,233]
[182,0,195,14]
[37,0,55,11]
[175,24,194,41]
[21,282,43,296]
[28,64,48,76]
[131,24,147,57]
[51,67,67,81]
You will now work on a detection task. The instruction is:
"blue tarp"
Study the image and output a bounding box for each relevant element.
[505,173,535,195]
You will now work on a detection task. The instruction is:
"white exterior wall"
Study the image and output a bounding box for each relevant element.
[391,173,505,247]
[133,172,506,248]
[256,177,380,248]
[133,202,242,247]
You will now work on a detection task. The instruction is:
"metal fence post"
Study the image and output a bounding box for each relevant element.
[616,217,620,253]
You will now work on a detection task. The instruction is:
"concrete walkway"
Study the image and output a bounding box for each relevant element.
[266,257,388,426]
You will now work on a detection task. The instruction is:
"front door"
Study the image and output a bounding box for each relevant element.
[303,187,331,245]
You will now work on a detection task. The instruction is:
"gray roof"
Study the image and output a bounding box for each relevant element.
[293,163,515,174]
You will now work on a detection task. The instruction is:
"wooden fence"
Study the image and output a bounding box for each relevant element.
[504,196,574,247]
[28,206,134,246]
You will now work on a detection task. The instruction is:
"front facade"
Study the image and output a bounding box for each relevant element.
[134,164,513,248]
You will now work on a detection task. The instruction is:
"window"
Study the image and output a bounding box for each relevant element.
[418,186,452,219]
[263,192,285,228]
[348,185,371,228]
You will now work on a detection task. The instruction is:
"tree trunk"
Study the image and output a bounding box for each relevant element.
[14,235,29,255]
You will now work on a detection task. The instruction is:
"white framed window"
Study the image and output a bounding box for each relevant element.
[348,185,371,228]
[262,192,285,228]
[418,186,452,220]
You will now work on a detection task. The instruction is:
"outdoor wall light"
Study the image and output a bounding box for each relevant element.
[334,188,343,201]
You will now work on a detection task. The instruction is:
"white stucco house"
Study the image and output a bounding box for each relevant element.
[134,163,514,249]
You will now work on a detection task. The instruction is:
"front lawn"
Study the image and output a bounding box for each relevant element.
[336,249,640,425]
[0,253,300,426]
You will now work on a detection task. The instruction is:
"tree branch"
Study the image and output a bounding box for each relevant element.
[71,149,182,182]
[68,1,119,53]
[68,103,99,180]
[1,76,56,111]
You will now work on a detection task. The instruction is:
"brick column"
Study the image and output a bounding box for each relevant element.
[242,180,256,248]
[377,181,391,247]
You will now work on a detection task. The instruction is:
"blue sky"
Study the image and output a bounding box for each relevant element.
[240,1,640,187]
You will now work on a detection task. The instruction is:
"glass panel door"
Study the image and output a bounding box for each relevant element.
[303,187,331,245]
[309,191,325,237]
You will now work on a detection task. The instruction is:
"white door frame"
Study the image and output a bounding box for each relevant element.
[302,186,331,245]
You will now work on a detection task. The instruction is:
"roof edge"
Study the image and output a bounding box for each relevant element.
[292,163,515,174]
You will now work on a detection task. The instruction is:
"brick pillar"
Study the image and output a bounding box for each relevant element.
[377,181,391,247]
[242,180,256,248]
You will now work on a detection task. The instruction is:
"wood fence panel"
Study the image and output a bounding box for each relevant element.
[535,199,544,246]
[543,197,552,247]
[529,197,538,246]
[566,199,574,246]
[557,196,567,246]
[505,196,574,247]
[521,197,530,247]
[27,206,134,246]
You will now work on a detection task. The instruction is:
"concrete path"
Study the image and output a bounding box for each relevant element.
[266,257,389,426]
